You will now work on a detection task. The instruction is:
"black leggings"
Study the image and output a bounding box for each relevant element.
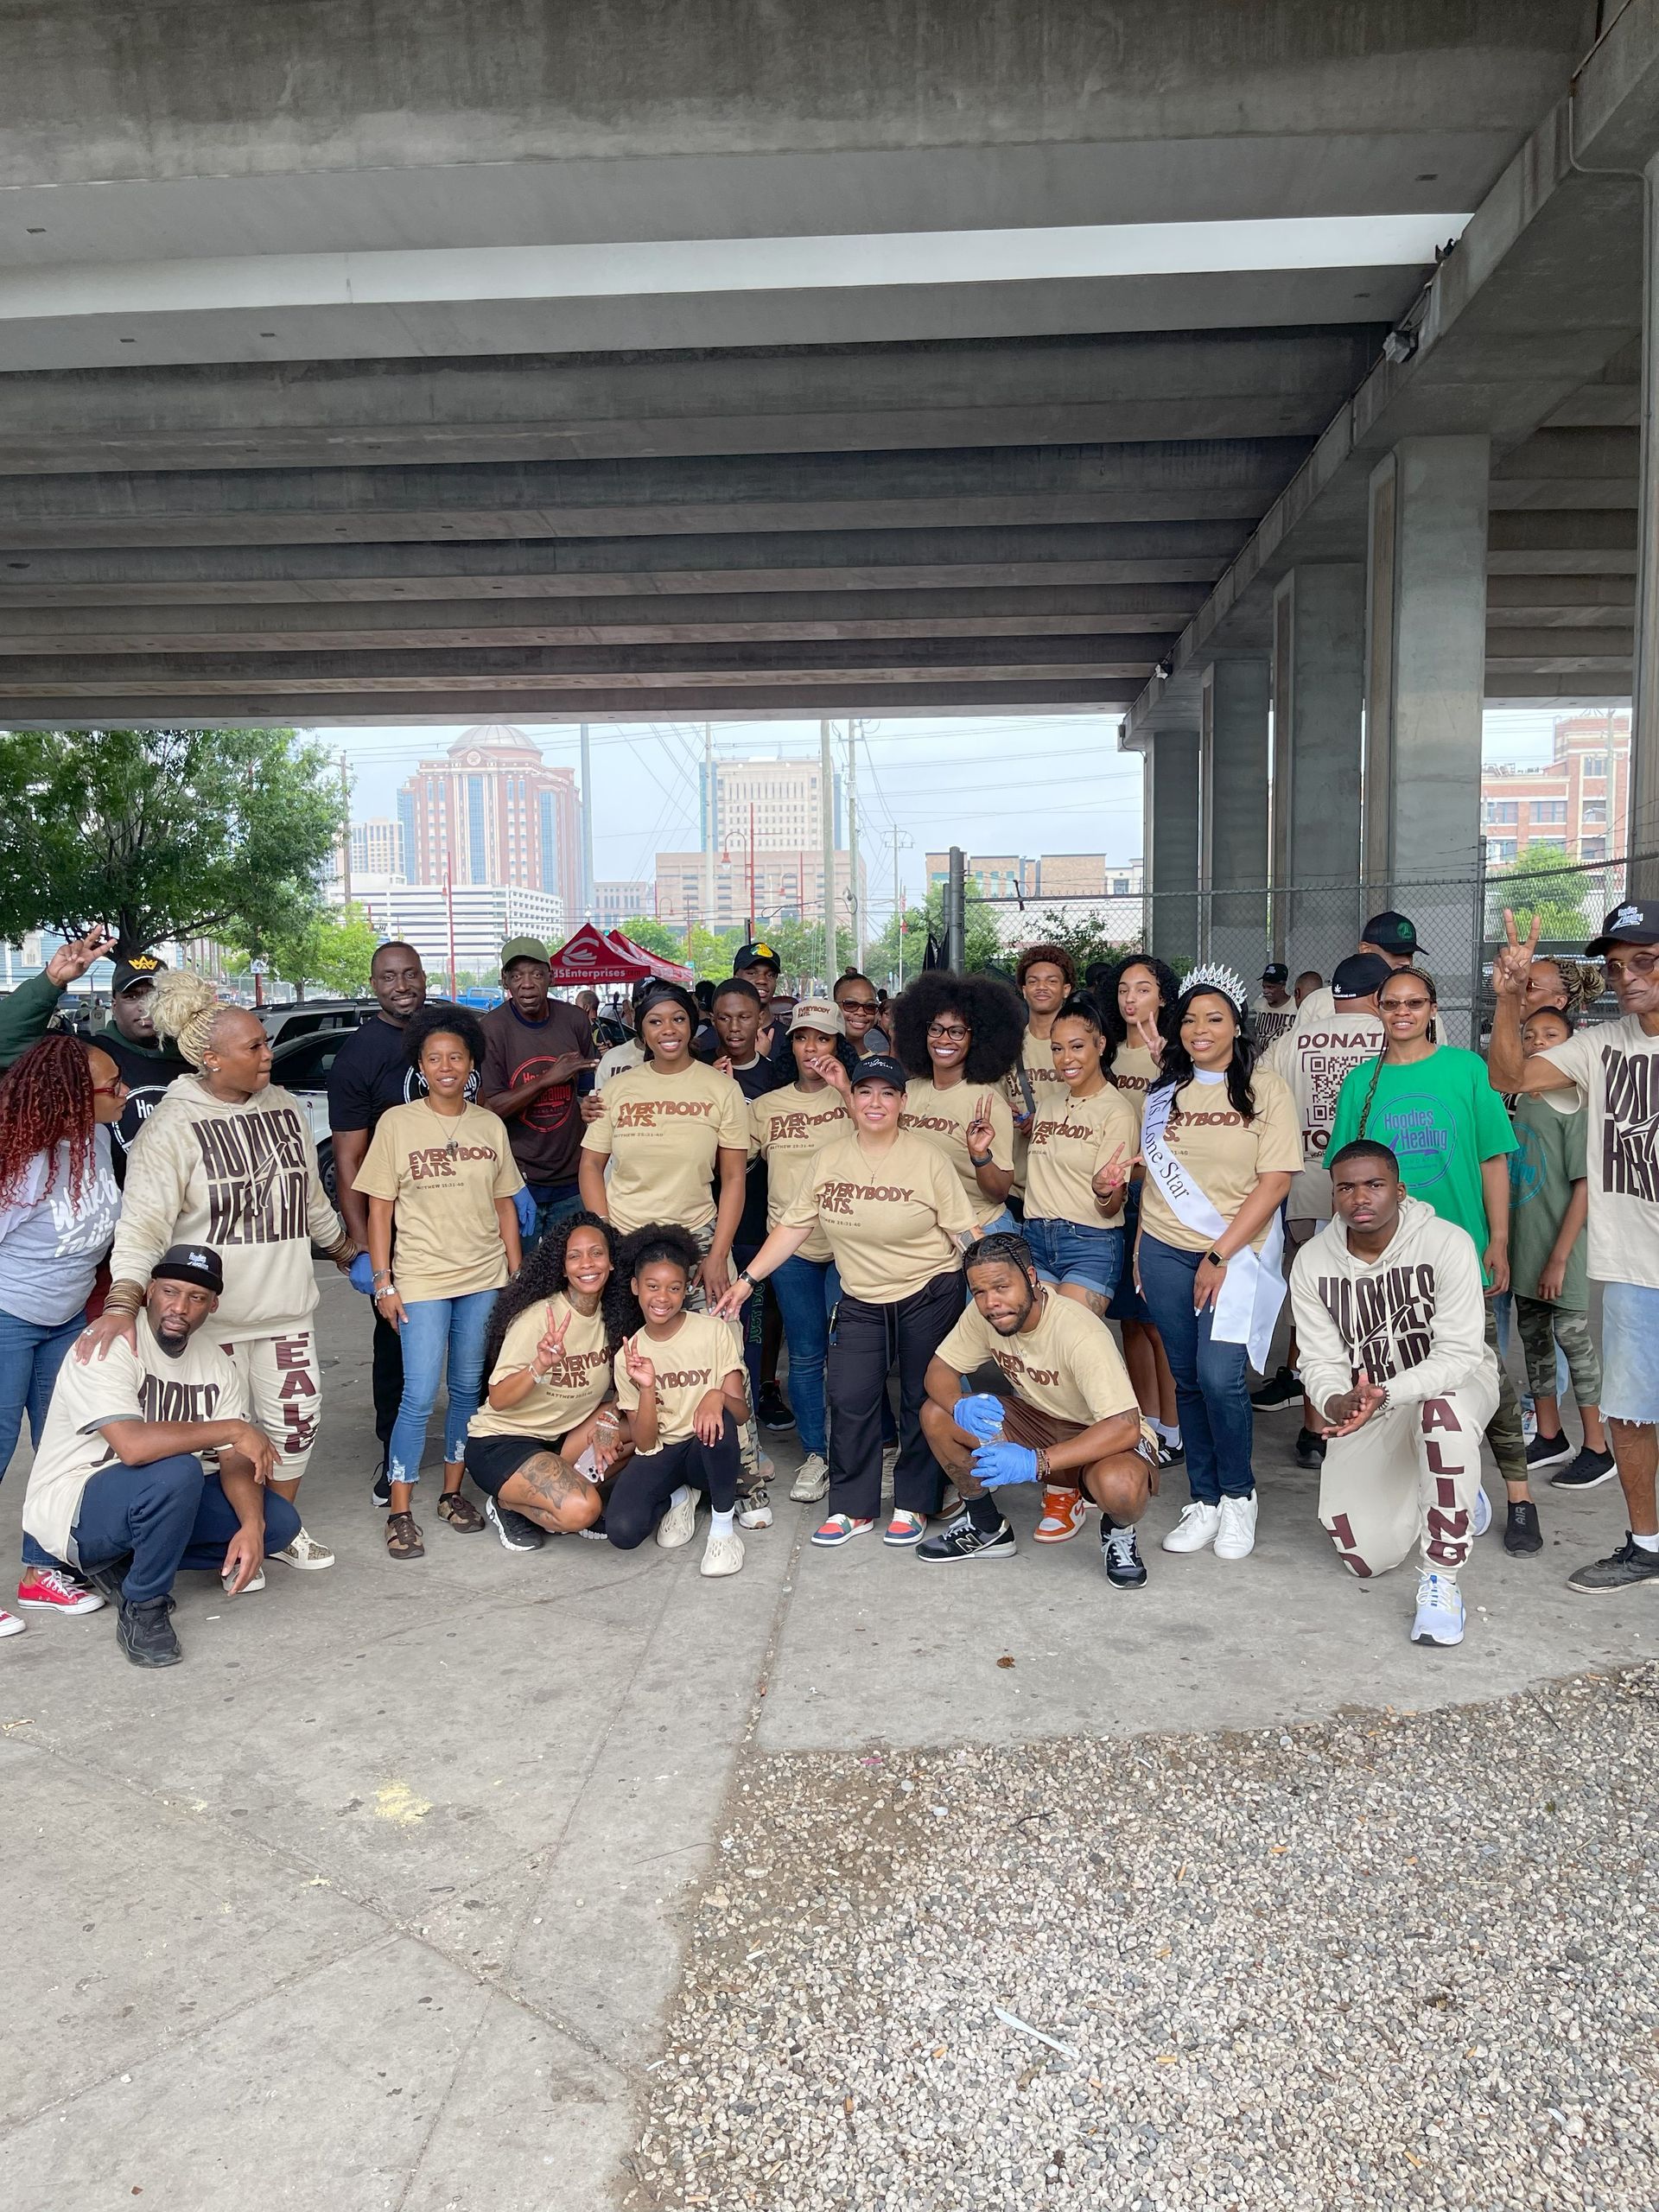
[605,1413,741,1550]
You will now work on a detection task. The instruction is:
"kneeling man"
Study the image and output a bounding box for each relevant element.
[23,1245,295,1668]
[1290,1142,1498,1648]
[917,1231,1157,1584]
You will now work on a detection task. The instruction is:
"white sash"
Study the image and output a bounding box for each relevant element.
[1141,1081,1286,1371]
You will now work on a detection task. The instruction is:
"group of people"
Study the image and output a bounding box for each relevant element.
[1,891,1655,1666]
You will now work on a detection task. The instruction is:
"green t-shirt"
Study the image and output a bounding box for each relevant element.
[1507,1093,1588,1310]
[1329,1046,1516,1280]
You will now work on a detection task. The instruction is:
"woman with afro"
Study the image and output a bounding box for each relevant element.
[888,969,1026,1236]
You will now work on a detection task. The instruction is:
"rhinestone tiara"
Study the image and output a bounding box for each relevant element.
[1179,961,1250,1014]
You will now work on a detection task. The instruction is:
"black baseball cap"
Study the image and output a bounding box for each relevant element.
[1586,900,1659,954]
[1360,910,1417,953]
[111,953,168,995]
[733,939,781,972]
[151,1243,225,1295]
[849,1052,907,1090]
[1261,962,1289,985]
[1332,952,1394,1001]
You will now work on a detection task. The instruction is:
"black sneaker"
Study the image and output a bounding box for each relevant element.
[1524,1430,1573,1474]
[1504,1499,1543,1554]
[80,1553,133,1605]
[915,1512,1015,1564]
[1154,1436,1185,1470]
[1566,1533,1659,1596]
[485,1497,545,1552]
[1552,1446,1618,1491]
[1250,1365,1302,1412]
[757,1382,796,1431]
[1295,1427,1326,1469]
[371,1460,391,1509]
[117,1593,182,1668]
[1101,1521,1147,1588]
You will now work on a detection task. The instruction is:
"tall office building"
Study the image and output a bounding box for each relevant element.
[349,817,406,879]
[399,726,582,903]
[709,754,841,855]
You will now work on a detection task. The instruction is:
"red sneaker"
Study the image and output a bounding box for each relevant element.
[16,1567,107,1615]
[1033,1487,1087,1543]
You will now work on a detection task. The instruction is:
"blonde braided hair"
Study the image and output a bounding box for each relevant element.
[148,969,232,1069]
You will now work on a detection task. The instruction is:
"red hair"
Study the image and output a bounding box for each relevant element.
[0,1034,98,1210]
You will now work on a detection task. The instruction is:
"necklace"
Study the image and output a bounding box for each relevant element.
[423,1099,466,1159]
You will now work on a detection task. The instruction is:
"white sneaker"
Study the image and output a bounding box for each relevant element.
[231,1567,266,1594]
[1471,1484,1491,1538]
[1160,1502,1221,1554]
[1213,1494,1258,1561]
[700,1529,745,1579]
[789,1452,830,1503]
[0,1607,24,1639]
[1411,1571,1465,1646]
[272,1527,334,1571]
[656,1490,698,1549]
[737,1487,774,1529]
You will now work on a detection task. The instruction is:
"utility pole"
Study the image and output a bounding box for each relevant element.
[846,718,864,970]
[579,721,595,919]
[947,845,966,972]
[701,722,716,932]
[338,752,352,911]
[819,718,836,985]
[890,824,912,989]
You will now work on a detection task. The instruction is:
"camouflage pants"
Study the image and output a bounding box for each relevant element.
[1514,1294,1602,1409]
[1482,1301,1529,1484]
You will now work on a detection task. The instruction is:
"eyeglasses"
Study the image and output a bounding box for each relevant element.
[1606,952,1659,978]
[927,1022,970,1042]
[839,997,879,1013]
[92,1079,129,1099]
[1382,996,1433,1012]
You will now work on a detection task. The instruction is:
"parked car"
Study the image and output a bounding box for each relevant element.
[269,1027,353,1205]
[256,998,373,1048]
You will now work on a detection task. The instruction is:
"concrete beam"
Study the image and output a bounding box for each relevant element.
[1199,658,1270,971]
[1484,575,1635,621]
[1486,511,1638,572]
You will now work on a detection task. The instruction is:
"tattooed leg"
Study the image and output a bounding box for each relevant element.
[1056,1281,1112,1320]
[499,1452,603,1534]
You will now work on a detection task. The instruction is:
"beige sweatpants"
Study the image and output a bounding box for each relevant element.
[1317,1371,1498,1584]
[220,1327,321,1479]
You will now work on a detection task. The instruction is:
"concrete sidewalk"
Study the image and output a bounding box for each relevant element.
[0,1271,1649,2209]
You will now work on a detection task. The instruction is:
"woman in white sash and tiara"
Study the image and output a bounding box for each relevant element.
[1134,966,1301,1561]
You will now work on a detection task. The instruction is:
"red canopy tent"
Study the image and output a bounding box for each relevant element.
[542,920,694,988]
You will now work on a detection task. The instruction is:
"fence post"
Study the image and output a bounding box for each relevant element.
[1471,845,1487,1050]
[947,846,966,972]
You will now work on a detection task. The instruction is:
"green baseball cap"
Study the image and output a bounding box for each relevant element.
[500,936,549,973]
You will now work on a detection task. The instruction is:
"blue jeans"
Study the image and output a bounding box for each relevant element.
[387,1288,499,1484]
[1023,1217,1124,1299]
[1137,1235,1255,1503]
[71,1454,302,1605]
[769,1253,835,1457]
[525,1181,584,1254]
[0,1305,86,1569]
[1599,1281,1659,1424]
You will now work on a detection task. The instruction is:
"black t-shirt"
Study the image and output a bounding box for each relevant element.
[92,1028,192,1179]
[326,1007,480,1136]
[723,1052,788,1249]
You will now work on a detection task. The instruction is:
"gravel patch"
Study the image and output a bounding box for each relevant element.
[629,1668,1659,2210]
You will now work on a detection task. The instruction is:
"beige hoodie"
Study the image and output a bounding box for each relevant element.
[1288,1195,1497,1417]
[110,1073,346,1338]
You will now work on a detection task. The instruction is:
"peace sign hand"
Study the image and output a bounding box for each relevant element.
[965,1093,997,1160]
[535,1303,571,1377]
[622,1335,656,1392]
[1091,1142,1131,1217]
[1134,1014,1165,1063]
[1491,907,1541,998]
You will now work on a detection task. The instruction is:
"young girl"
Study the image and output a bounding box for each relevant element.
[604,1224,750,1579]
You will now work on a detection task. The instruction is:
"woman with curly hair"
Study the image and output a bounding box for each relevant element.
[0,1035,127,1637]
[1099,954,1185,1465]
[889,969,1023,1235]
[82,970,357,1572]
[464,1209,633,1550]
[354,1002,524,1560]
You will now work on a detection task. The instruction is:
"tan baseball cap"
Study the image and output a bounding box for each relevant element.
[788,997,845,1037]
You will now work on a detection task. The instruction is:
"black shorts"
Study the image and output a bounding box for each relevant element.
[463,1432,570,1497]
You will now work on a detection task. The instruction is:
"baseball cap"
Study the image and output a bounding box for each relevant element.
[849,1052,906,1090]
[111,953,168,995]
[1332,952,1394,1001]
[150,1243,225,1295]
[499,936,549,972]
[788,998,845,1037]
[1586,900,1659,954]
[1261,962,1289,985]
[733,939,781,972]
[1360,910,1417,953]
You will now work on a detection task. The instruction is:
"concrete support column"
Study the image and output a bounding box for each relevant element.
[1143,729,1199,963]
[1364,435,1491,1040]
[1270,563,1365,964]
[1199,658,1270,977]
[1631,151,1659,887]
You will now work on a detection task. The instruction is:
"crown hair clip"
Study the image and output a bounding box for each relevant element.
[1179,961,1250,1014]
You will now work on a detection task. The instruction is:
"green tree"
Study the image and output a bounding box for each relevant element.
[0,726,345,958]
[1014,906,1141,980]
[754,915,856,982]
[618,915,684,959]
[867,885,1001,984]
[1489,842,1599,944]
[226,900,381,999]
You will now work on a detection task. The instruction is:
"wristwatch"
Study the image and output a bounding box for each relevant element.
[1206,1249,1227,1268]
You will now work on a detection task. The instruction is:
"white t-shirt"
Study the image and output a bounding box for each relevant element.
[0,1129,120,1325]
[1537,1017,1659,1287]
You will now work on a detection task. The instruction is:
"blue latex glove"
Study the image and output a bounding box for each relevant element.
[513,1186,537,1237]
[970,1440,1040,1491]
[348,1252,377,1297]
[952,1393,1007,1443]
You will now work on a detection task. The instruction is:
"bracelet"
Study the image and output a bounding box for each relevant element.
[969,1153,994,1169]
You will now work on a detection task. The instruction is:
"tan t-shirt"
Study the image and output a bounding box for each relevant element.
[1137,1067,1303,1255]
[1007,1022,1069,1196]
[467,1296,613,1441]
[901,1077,1015,1226]
[781,1128,976,1302]
[1264,1008,1386,1223]
[581,1059,748,1235]
[354,1100,523,1300]
[1537,1017,1659,1287]
[1109,1042,1161,1127]
[752,1084,851,1262]
[613,1310,745,1447]
[935,1288,1140,1428]
[1023,1082,1141,1229]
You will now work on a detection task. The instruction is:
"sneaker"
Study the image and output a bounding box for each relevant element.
[272,1527,334,1571]
[1154,1435,1185,1470]
[938,1483,963,1519]
[1411,1571,1465,1646]
[1161,1502,1221,1554]
[789,1452,830,1503]
[1565,1533,1659,1596]
[1553,1446,1618,1491]
[117,1593,182,1668]
[0,1607,24,1639]
[436,1491,485,1535]
[883,1510,927,1547]
[737,1488,774,1530]
[1471,1485,1491,1538]
[1033,1487,1087,1544]
[1294,1427,1326,1470]
[757,1382,795,1431]
[486,1497,545,1552]
[1250,1365,1302,1412]
[915,1511,1015,1564]
[80,1554,132,1605]
[700,1529,745,1578]
[1102,1522,1147,1588]
[1504,1499,1543,1555]
[230,1567,265,1594]
[1214,1493,1258,1560]
[371,1464,391,1509]
[655,1490,698,1549]
[810,1514,875,1548]
[1524,1430,1574,1473]
[16,1567,106,1615]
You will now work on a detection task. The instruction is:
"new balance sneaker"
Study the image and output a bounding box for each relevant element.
[486,1497,545,1552]
[810,1514,875,1548]
[1033,1487,1087,1543]
[1552,1446,1618,1491]
[1160,1502,1221,1554]
[700,1529,745,1578]
[757,1382,795,1431]
[1411,1571,1465,1646]
[272,1527,334,1570]
[655,1490,698,1549]
[16,1567,106,1615]
[1294,1427,1326,1470]
[1504,1499,1543,1555]
[1524,1430,1574,1474]
[915,1512,1015,1564]
[1250,1365,1302,1413]
[117,1593,182,1669]
[1214,1493,1258,1560]
[1471,1484,1491,1539]
[1565,1534,1659,1596]
[1101,1522,1147,1588]
[789,1452,830,1503]
[883,1510,927,1548]
[737,1488,774,1530]
[0,1607,24,1640]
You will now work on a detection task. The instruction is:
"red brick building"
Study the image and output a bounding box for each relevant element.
[1480,711,1629,868]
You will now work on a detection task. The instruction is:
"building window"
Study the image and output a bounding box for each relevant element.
[1584,753,1606,778]
[1581,837,1608,861]
[1533,800,1567,824]
[1582,799,1606,824]
[1487,838,1516,864]
[1486,800,1519,825]
[467,776,486,882]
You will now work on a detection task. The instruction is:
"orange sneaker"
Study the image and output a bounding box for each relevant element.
[1033,1486,1087,1543]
